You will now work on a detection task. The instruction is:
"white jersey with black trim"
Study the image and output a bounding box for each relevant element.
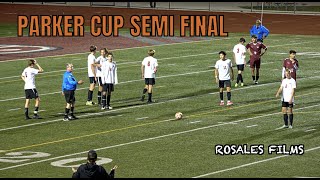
[22,67,39,89]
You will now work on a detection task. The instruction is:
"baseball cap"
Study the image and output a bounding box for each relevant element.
[87,150,97,160]
[239,37,246,42]
[251,35,257,39]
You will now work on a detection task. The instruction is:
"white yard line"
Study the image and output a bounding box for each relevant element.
[135,117,149,120]
[192,145,320,178]
[246,124,258,128]
[7,108,21,111]
[305,129,316,132]
[0,104,318,171]
[189,121,202,124]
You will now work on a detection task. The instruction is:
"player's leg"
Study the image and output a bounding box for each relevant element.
[255,59,261,84]
[106,84,114,109]
[250,61,256,84]
[101,84,107,110]
[288,104,293,128]
[63,90,72,121]
[235,65,240,87]
[226,80,233,105]
[239,64,244,86]
[219,80,224,106]
[69,91,78,119]
[86,77,96,105]
[141,79,148,101]
[24,98,31,120]
[32,89,41,119]
[281,102,289,128]
[97,77,103,106]
[147,84,153,103]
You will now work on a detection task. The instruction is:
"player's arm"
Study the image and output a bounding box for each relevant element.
[214,68,219,84]
[260,46,268,56]
[232,50,237,65]
[275,85,283,98]
[289,87,295,104]
[249,26,254,36]
[141,64,145,79]
[230,66,234,81]
[32,60,44,73]
[246,44,253,56]
[262,26,270,39]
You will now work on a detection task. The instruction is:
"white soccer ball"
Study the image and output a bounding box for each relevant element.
[175,112,183,120]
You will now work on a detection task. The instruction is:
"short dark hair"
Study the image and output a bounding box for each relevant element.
[90,45,97,52]
[87,150,97,161]
[219,51,226,56]
[289,50,296,54]
[239,37,246,43]
[148,49,155,56]
[251,35,257,39]
[28,59,35,66]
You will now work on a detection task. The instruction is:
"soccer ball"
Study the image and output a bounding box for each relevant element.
[175,112,183,120]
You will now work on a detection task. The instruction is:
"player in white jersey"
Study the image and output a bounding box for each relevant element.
[95,48,108,106]
[101,52,118,110]
[233,37,247,87]
[86,45,97,106]
[276,69,296,129]
[21,59,44,120]
[141,49,158,103]
[214,51,234,106]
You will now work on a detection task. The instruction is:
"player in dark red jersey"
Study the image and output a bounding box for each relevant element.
[282,50,299,82]
[245,35,268,84]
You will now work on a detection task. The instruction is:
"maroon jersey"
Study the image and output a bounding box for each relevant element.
[283,58,299,80]
[246,42,267,61]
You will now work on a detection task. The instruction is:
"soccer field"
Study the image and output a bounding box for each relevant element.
[0,30,320,177]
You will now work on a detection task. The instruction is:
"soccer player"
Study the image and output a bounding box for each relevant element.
[141,49,158,103]
[276,69,296,129]
[21,59,44,120]
[246,35,268,84]
[250,19,269,43]
[282,50,299,82]
[62,63,84,121]
[86,45,97,106]
[101,52,118,110]
[214,51,234,106]
[95,48,109,106]
[232,37,247,87]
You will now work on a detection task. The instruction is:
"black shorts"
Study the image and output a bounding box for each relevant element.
[282,101,293,108]
[219,80,231,88]
[64,90,76,104]
[237,64,245,71]
[25,89,39,99]
[103,83,114,93]
[145,78,155,85]
[96,77,103,86]
[89,77,96,84]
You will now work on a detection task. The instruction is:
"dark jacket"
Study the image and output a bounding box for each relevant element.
[72,163,115,178]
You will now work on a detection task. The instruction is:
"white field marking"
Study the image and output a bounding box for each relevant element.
[0,104,318,171]
[0,38,227,63]
[188,65,196,67]
[0,45,55,55]
[246,124,258,128]
[38,110,46,112]
[0,49,21,52]
[168,64,176,66]
[305,129,316,132]
[135,117,149,120]
[192,145,320,178]
[0,69,213,102]
[154,85,165,88]
[1,74,320,132]
[7,108,21,111]
[189,120,202,124]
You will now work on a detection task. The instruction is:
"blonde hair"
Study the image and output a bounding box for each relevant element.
[148,49,155,56]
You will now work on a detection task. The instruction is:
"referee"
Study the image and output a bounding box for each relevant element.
[62,63,84,121]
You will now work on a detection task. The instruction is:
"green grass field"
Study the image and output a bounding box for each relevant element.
[0,26,320,178]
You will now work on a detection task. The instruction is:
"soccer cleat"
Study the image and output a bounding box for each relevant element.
[107,106,113,110]
[241,83,244,87]
[25,116,32,120]
[69,115,78,120]
[219,101,225,106]
[63,116,70,121]
[101,106,106,110]
[235,83,238,87]
[141,94,145,101]
[32,114,42,119]
[281,125,289,129]
[289,125,293,129]
[86,101,96,106]
[255,81,259,84]
[227,101,233,106]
